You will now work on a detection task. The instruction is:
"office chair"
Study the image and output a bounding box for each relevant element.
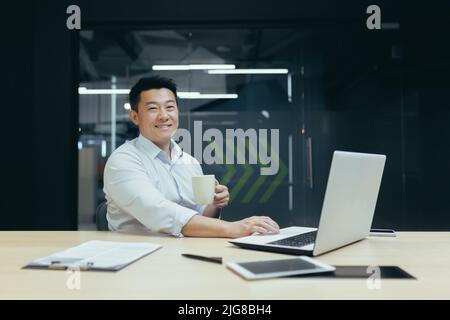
[95,201,109,231]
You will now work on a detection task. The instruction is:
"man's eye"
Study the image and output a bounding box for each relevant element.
[167,106,175,109]
[148,107,157,110]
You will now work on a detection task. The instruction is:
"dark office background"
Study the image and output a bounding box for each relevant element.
[1,0,449,231]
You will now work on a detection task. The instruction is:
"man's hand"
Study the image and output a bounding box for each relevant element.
[213,184,229,209]
[226,216,280,238]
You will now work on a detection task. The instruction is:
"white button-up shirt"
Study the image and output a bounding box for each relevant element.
[103,134,206,237]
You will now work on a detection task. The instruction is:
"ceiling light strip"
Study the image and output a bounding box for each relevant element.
[152,64,235,71]
[79,88,236,99]
[208,69,288,74]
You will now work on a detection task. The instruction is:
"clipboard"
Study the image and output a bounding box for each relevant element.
[23,240,162,272]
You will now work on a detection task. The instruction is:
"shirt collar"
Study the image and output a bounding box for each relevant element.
[137,134,182,162]
[170,139,183,162]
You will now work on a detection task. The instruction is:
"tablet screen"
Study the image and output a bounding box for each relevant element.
[237,258,323,274]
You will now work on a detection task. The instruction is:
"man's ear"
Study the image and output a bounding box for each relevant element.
[129,109,139,126]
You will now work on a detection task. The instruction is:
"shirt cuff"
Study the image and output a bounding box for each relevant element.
[196,204,207,215]
[172,207,199,238]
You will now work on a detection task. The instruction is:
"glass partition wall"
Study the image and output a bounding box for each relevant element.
[78,26,450,230]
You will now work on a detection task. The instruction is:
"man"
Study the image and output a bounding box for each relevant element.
[103,76,279,237]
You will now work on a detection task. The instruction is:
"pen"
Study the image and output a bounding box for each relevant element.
[182,253,222,264]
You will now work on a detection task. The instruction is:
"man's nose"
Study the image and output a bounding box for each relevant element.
[158,108,170,120]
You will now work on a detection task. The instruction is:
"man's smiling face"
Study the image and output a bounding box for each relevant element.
[129,88,179,147]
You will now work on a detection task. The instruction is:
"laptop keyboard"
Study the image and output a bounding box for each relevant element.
[268,231,317,248]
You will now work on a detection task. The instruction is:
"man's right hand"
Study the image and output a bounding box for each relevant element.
[226,216,280,238]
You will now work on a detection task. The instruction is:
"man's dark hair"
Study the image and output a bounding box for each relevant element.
[129,76,178,111]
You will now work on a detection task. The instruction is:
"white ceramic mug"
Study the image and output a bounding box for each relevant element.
[192,175,216,205]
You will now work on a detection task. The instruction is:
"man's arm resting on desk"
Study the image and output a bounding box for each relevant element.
[181,214,280,238]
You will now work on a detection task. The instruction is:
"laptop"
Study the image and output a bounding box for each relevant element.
[229,151,386,256]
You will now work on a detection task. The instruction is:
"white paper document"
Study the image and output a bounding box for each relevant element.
[24,240,162,271]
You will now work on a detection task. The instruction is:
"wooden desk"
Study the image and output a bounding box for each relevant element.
[1,231,449,299]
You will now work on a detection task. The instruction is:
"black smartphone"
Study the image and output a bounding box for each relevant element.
[369,228,396,237]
